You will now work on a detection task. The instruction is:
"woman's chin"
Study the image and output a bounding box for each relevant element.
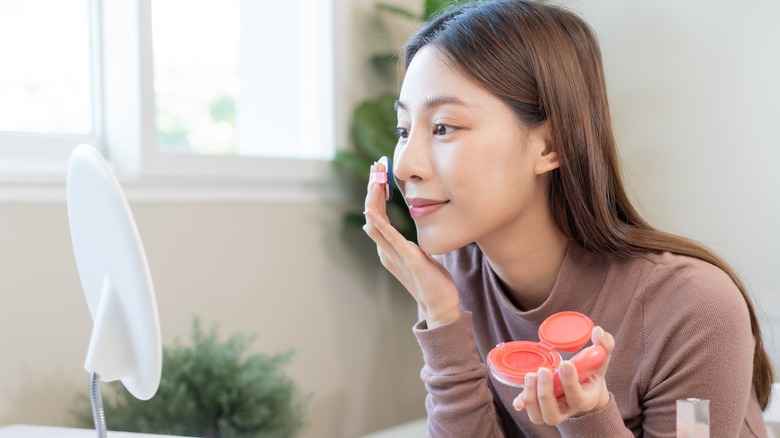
[416,228,464,255]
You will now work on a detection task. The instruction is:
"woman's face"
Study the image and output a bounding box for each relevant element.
[394,45,556,255]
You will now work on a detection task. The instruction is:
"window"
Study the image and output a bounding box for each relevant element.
[151,0,334,161]
[0,0,94,136]
[0,0,101,174]
[152,1,240,156]
[0,0,336,189]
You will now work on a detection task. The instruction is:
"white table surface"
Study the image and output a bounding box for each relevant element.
[358,418,426,438]
[0,425,191,437]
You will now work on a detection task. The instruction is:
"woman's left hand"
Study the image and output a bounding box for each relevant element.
[513,325,616,424]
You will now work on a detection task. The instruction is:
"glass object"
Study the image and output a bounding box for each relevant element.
[676,398,710,437]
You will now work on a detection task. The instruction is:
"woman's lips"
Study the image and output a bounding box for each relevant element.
[406,198,449,219]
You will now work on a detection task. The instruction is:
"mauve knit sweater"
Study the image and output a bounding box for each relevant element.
[413,242,767,437]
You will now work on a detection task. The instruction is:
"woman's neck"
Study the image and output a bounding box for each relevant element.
[477,213,569,311]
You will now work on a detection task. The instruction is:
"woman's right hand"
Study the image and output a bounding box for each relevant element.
[363,162,462,328]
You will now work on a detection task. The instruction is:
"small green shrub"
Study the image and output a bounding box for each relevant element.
[71,318,309,438]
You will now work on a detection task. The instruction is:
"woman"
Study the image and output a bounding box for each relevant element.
[362,1,772,436]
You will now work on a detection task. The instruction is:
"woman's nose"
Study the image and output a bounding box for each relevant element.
[393,129,430,183]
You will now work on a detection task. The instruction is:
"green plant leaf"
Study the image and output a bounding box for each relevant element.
[376,2,421,21]
[350,94,399,161]
[344,211,367,230]
[370,52,401,76]
[333,150,372,179]
[424,0,452,20]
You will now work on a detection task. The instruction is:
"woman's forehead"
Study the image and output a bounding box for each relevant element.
[398,46,497,114]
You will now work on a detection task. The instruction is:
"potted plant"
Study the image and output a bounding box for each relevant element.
[71,318,309,438]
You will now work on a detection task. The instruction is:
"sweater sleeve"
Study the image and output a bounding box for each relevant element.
[556,394,634,437]
[636,260,759,437]
[414,311,505,438]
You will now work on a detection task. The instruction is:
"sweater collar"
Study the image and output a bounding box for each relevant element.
[484,241,611,324]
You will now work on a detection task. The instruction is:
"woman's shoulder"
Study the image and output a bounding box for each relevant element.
[623,251,749,324]
[634,251,738,295]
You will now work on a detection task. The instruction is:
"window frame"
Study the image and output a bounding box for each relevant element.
[0,0,103,175]
[0,0,342,200]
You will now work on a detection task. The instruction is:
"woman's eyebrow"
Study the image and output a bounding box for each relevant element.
[394,95,470,112]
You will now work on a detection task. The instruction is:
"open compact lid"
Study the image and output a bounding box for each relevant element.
[486,311,595,386]
[67,144,162,401]
[538,311,594,352]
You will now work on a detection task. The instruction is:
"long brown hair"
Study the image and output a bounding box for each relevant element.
[403,0,773,408]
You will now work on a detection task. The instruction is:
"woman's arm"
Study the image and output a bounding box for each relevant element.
[415,312,506,438]
[363,162,505,436]
[635,261,758,437]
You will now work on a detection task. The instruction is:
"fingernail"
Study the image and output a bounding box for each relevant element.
[537,368,549,382]
[513,396,525,411]
[525,373,536,388]
[560,361,572,376]
[594,326,604,341]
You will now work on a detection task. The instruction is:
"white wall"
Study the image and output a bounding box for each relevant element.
[568,0,780,365]
[0,1,778,437]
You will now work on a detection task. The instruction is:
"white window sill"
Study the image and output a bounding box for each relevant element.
[0,172,348,203]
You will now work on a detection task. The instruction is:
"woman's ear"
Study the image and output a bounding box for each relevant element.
[528,121,559,175]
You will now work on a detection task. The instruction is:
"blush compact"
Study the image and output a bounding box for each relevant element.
[487,311,606,397]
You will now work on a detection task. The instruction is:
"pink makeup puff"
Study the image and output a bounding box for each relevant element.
[370,156,394,201]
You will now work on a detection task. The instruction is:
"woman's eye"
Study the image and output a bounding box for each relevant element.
[433,123,454,136]
[392,127,409,139]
